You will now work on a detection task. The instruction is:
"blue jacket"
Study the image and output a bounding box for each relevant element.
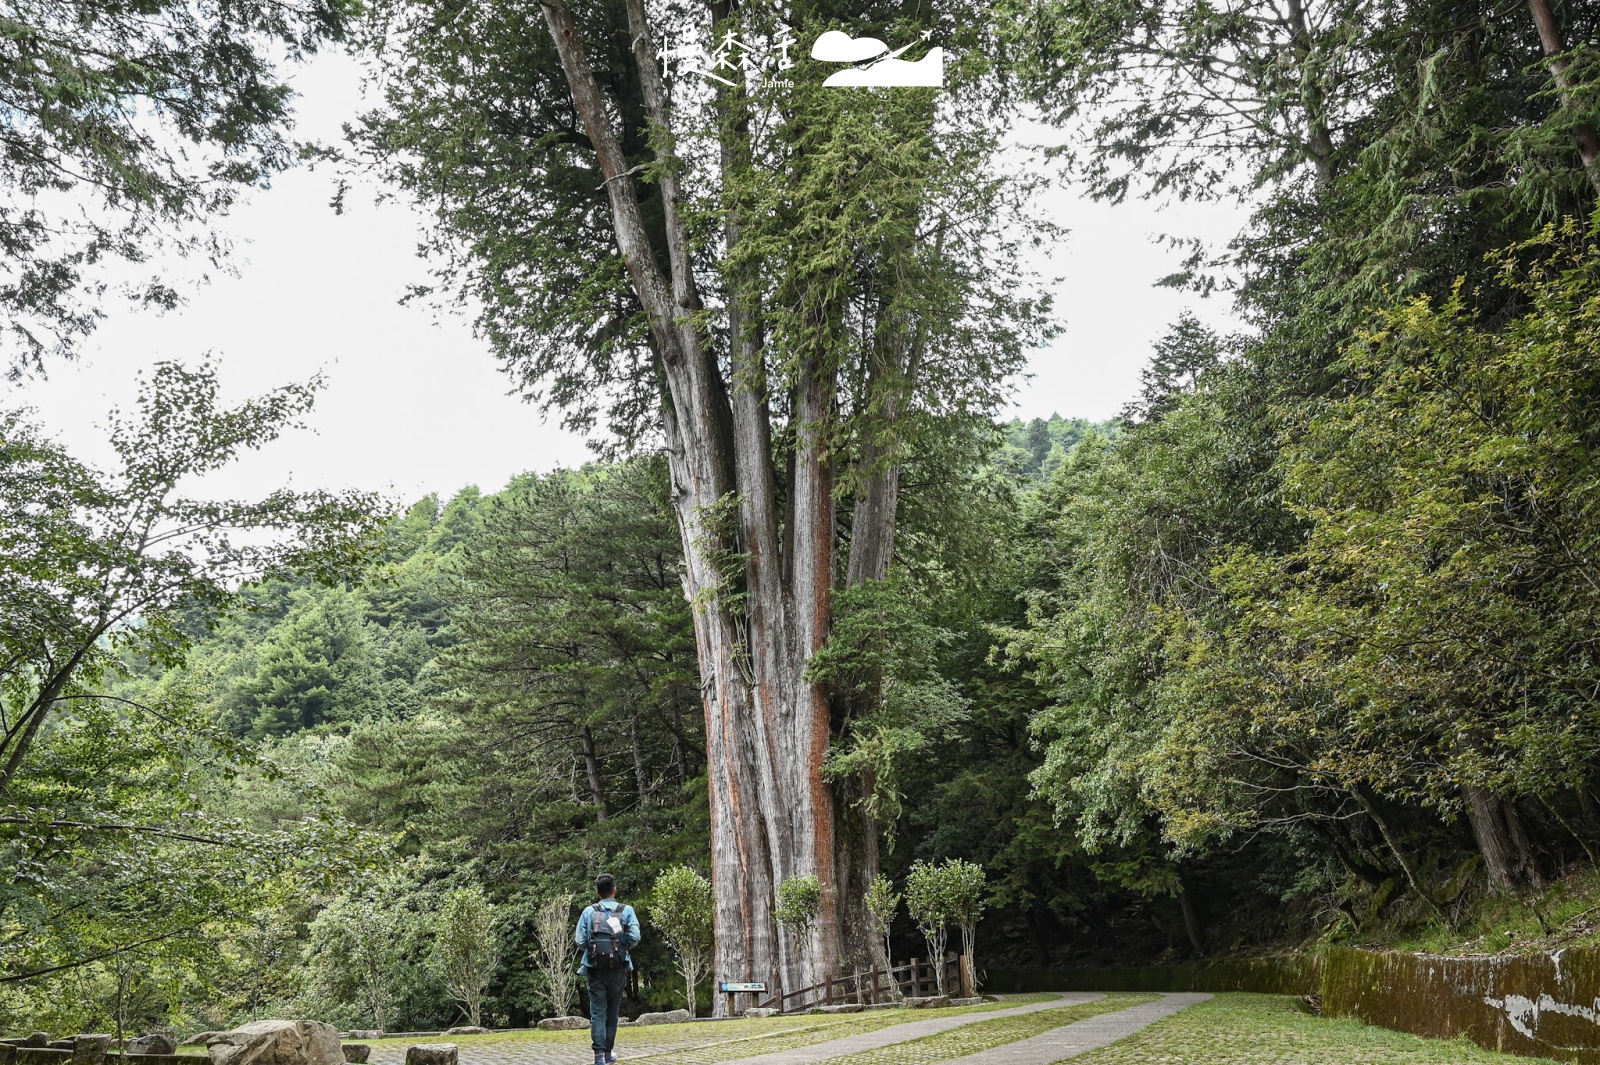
[574,898,641,973]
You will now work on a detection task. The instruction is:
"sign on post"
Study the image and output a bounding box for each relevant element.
[720,981,768,1016]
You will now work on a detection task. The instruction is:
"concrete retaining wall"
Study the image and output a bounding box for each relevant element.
[1005,944,1600,1061]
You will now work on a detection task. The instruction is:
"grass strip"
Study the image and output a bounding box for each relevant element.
[1070,993,1563,1064]
[822,993,1159,1065]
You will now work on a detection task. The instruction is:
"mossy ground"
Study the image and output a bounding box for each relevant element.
[1355,864,1600,957]
[1072,994,1560,1064]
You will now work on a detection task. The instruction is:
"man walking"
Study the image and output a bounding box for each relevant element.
[575,872,641,1065]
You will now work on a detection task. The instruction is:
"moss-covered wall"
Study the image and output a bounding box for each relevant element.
[1010,946,1600,1061]
[1321,945,1600,1063]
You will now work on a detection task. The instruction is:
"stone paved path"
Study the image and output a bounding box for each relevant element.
[712,994,1101,1065]
[946,993,1211,1064]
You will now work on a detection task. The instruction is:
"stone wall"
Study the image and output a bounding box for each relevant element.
[999,944,1600,1062]
[1321,944,1600,1063]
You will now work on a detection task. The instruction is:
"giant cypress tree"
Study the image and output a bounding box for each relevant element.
[352,1,1048,996]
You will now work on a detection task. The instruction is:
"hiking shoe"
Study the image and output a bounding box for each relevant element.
[606,1054,619,1064]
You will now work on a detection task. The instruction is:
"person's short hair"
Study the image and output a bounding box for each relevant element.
[595,873,617,897]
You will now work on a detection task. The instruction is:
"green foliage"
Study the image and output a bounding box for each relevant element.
[774,876,823,935]
[0,0,353,368]
[812,572,969,844]
[651,867,713,1016]
[431,886,498,1028]
[904,861,955,994]
[0,362,381,1019]
[307,881,410,1031]
[864,875,900,970]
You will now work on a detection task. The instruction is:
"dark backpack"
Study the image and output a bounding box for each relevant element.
[587,903,629,971]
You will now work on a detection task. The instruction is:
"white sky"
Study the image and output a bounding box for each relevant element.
[7,52,1250,507]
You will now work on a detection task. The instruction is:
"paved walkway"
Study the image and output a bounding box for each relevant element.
[714,994,1103,1065]
[947,993,1211,1064]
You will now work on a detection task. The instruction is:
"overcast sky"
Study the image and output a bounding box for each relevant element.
[8,52,1250,507]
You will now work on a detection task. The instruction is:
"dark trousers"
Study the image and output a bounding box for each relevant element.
[587,966,629,1055]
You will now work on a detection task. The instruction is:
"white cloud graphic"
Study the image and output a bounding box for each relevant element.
[811,29,944,88]
[811,30,889,63]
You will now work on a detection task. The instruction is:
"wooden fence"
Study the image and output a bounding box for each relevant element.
[754,953,972,1014]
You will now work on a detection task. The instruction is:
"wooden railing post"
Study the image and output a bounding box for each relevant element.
[870,964,880,1005]
[910,957,921,998]
[773,973,783,1015]
[824,974,833,1006]
[958,953,972,999]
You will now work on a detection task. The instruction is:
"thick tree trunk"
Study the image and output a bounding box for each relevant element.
[544,1,904,1009]
[1466,786,1541,892]
[1527,0,1600,195]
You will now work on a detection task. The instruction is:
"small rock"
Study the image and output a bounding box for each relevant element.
[440,1029,486,1037]
[900,996,950,1009]
[948,997,984,1007]
[179,1034,227,1048]
[402,1045,456,1065]
[740,1008,779,1019]
[125,1036,177,1056]
[534,1018,587,1032]
[630,1010,692,1026]
[72,1036,113,1065]
[344,1034,382,1042]
[340,1047,369,1064]
[807,1005,862,1015]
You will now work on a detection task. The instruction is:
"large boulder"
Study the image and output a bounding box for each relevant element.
[126,1035,176,1056]
[534,1018,587,1032]
[402,1045,456,1065]
[207,1022,343,1065]
[630,1011,691,1026]
[71,1035,113,1065]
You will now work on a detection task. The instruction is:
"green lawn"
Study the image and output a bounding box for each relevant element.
[821,994,1159,1065]
[1072,994,1561,1064]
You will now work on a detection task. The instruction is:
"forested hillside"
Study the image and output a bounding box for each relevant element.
[7,0,1600,1046]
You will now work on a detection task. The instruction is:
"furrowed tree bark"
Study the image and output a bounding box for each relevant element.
[543,0,845,1009]
[1527,0,1600,196]
[578,724,607,819]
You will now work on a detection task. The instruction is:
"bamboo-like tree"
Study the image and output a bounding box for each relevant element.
[864,875,899,973]
[530,893,579,1019]
[944,861,986,995]
[651,867,714,1017]
[432,887,499,1027]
